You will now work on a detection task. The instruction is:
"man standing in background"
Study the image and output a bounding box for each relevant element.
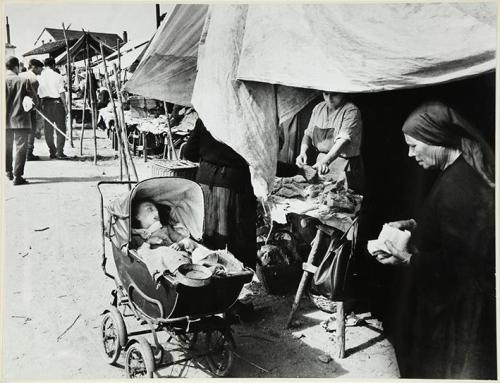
[5,56,33,185]
[38,57,68,159]
[20,59,44,161]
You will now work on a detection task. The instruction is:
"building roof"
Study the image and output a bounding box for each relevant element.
[23,39,74,57]
[34,28,123,48]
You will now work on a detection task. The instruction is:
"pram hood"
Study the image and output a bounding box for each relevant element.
[105,177,204,251]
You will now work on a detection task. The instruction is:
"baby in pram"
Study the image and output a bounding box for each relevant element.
[132,200,197,252]
[131,199,244,281]
[132,199,197,278]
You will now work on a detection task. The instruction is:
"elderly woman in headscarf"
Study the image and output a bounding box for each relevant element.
[373,101,495,379]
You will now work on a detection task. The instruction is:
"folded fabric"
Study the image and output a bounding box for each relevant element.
[192,246,244,273]
[138,245,192,279]
[367,224,411,255]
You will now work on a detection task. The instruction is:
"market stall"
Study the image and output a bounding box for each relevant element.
[121,2,495,361]
[99,104,197,161]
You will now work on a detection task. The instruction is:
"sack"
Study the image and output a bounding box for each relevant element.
[311,218,358,301]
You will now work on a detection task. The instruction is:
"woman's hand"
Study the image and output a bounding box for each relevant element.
[374,240,412,266]
[296,152,308,168]
[313,158,330,175]
[387,219,417,232]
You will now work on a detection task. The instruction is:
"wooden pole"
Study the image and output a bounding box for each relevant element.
[86,39,98,164]
[80,67,88,156]
[163,101,177,160]
[34,107,71,141]
[336,301,345,359]
[286,228,327,328]
[62,23,74,148]
[113,63,138,181]
[117,38,121,80]
[100,43,126,183]
[108,55,123,181]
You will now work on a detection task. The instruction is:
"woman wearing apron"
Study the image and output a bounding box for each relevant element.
[296,92,364,194]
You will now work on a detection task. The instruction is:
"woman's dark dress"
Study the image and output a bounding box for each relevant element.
[182,119,256,269]
[396,155,496,379]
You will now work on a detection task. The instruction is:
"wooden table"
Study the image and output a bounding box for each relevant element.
[279,197,359,359]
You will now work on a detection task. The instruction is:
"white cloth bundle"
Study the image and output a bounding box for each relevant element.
[367,224,411,255]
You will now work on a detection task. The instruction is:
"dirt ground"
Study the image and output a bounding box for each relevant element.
[2,129,399,379]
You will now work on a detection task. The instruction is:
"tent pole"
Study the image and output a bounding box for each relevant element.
[163,101,177,160]
[113,63,138,181]
[86,39,98,164]
[80,66,88,156]
[62,23,74,148]
[117,38,121,81]
[100,43,127,184]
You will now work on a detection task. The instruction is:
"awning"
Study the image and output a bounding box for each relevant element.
[192,3,495,198]
[236,3,496,92]
[56,32,116,65]
[124,4,209,106]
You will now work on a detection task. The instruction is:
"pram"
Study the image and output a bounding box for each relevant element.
[97,177,254,378]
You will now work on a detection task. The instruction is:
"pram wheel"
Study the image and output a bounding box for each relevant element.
[125,337,155,378]
[100,306,128,364]
[205,330,234,377]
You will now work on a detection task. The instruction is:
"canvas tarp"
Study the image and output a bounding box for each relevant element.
[236,3,496,92]
[56,32,116,65]
[124,4,209,106]
[192,5,283,199]
[193,3,495,198]
[126,3,495,198]
[94,40,148,71]
[92,40,149,82]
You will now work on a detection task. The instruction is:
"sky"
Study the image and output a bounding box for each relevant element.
[4,2,169,62]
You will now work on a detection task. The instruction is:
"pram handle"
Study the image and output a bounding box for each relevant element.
[97,181,138,281]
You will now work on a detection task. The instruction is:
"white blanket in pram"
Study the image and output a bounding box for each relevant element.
[138,244,244,281]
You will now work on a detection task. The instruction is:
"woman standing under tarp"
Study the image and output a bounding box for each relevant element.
[373,101,496,379]
[295,91,364,194]
[182,118,257,270]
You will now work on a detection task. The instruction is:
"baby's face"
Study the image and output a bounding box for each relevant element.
[136,201,160,229]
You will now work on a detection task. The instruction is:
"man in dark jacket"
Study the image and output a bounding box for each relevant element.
[5,56,33,185]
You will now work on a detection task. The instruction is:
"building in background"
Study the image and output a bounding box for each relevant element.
[23,27,126,64]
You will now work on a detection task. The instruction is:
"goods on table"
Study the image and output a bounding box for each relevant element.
[131,115,171,135]
[302,165,319,183]
[129,96,162,118]
[271,175,362,215]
